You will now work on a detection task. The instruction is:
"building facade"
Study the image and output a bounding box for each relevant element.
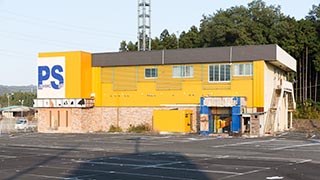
[34,44,296,136]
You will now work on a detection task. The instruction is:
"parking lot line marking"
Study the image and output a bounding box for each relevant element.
[151,166,242,175]
[71,159,240,175]
[133,161,184,169]
[220,156,314,180]
[26,174,65,179]
[63,173,106,180]
[226,155,311,163]
[211,139,276,148]
[296,159,312,164]
[219,167,271,180]
[37,165,198,180]
[271,143,320,150]
[150,152,212,158]
[0,155,16,159]
[109,156,171,163]
[182,153,212,158]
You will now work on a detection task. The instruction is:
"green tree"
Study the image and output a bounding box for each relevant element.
[199,0,294,47]
[159,29,178,49]
[179,26,202,48]
[151,37,161,50]
[119,40,128,52]
[307,4,320,103]
[117,0,320,115]
[0,92,36,108]
[127,41,137,51]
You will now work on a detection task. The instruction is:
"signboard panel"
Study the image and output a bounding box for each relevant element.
[203,97,246,107]
[37,57,65,98]
[33,99,94,108]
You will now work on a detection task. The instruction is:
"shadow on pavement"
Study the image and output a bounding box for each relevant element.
[64,151,211,180]
[64,137,210,180]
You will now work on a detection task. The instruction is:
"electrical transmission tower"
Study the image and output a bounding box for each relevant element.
[138,0,151,51]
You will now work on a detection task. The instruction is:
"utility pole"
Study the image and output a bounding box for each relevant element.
[19,99,24,117]
[177,31,180,49]
[6,93,13,107]
[305,46,308,101]
[138,0,151,51]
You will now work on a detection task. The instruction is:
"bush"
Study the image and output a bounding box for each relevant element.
[108,125,123,133]
[294,100,320,119]
[127,123,151,133]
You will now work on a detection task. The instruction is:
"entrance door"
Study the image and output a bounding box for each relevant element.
[211,107,231,134]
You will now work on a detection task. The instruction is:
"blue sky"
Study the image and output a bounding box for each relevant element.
[0,0,318,85]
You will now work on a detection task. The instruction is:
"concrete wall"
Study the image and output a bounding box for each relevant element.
[264,62,292,133]
[37,106,198,133]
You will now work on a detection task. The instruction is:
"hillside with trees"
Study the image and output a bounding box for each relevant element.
[0,85,36,108]
[0,92,36,108]
[120,0,320,118]
[0,85,36,95]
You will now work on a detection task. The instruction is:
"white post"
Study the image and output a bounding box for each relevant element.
[285,93,288,130]
[290,112,293,129]
[19,100,24,117]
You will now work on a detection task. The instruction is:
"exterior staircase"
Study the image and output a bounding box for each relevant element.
[264,80,296,135]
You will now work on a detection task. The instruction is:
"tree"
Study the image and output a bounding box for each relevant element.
[159,29,178,49]
[118,1,320,107]
[151,37,161,50]
[307,4,320,103]
[199,0,292,47]
[0,92,36,108]
[179,26,202,48]
[127,41,137,51]
[119,40,128,52]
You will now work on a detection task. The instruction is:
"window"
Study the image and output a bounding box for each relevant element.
[208,64,231,82]
[234,63,253,76]
[172,65,194,78]
[145,68,158,78]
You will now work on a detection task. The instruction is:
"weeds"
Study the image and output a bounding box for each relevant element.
[108,125,123,133]
[127,123,151,133]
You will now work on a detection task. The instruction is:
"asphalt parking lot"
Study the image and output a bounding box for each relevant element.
[0,132,319,180]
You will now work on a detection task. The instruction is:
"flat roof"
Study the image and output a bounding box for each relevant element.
[92,44,296,72]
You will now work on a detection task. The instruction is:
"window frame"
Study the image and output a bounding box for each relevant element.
[233,63,253,76]
[172,65,194,78]
[144,67,158,79]
[208,64,231,83]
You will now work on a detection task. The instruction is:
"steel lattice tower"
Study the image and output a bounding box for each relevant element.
[138,0,151,51]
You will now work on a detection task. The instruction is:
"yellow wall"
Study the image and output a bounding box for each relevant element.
[39,51,92,99]
[92,62,263,108]
[39,52,265,108]
[253,61,265,107]
[92,67,102,106]
[153,110,193,133]
[80,52,92,98]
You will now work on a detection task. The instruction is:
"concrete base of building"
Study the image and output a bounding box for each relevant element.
[37,106,199,133]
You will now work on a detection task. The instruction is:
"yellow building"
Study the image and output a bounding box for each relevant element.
[34,44,296,136]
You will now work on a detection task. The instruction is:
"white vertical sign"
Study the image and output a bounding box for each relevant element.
[37,57,65,98]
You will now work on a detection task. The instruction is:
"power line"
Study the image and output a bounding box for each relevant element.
[0,10,136,39]
[0,30,117,51]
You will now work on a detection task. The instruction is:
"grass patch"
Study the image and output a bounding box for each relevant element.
[127,123,151,133]
[108,125,123,133]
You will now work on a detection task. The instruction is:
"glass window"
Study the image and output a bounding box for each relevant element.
[172,65,194,78]
[145,68,158,78]
[234,63,253,76]
[208,64,231,82]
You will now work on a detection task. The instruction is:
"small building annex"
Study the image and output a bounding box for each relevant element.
[34,44,296,136]
[0,106,36,119]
